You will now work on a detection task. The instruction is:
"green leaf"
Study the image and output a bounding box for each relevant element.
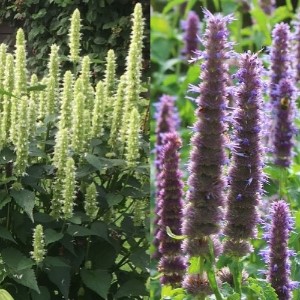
[106,193,123,207]
[166,226,187,240]
[11,189,35,222]
[31,286,51,300]
[2,248,34,272]
[44,229,63,245]
[67,224,107,238]
[27,84,47,92]
[46,267,70,299]
[0,289,14,300]
[0,190,11,210]
[0,87,19,99]
[43,256,70,268]
[80,269,111,299]
[10,268,40,294]
[247,277,278,300]
[115,279,147,298]
[85,154,125,170]
[90,221,109,241]
[162,0,186,14]
[0,226,16,243]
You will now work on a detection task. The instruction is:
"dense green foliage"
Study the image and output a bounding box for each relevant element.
[0,3,149,300]
[151,0,300,299]
[0,0,150,78]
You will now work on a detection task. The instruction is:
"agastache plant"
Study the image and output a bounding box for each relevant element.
[269,23,291,104]
[223,52,264,256]
[31,224,46,265]
[153,94,178,260]
[181,10,232,298]
[156,132,185,287]
[261,200,298,299]
[273,78,296,167]
[120,3,144,151]
[181,11,200,58]
[68,8,81,63]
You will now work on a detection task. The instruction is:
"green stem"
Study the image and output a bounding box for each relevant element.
[206,265,224,300]
[231,257,242,298]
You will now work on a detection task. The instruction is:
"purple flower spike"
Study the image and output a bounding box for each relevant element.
[153,95,179,260]
[259,0,275,15]
[270,23,291,104]
[294,12,300,81]
[182,9,232,258]
[263,200,297,300]
[274,78,295,167]
[181,11,200,58]
[223,52,264,256]
[156,132,186,287]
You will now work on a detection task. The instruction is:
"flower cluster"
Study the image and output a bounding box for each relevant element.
[31,224,46,264]
[182,9,232,258]
[223,52,264,256]
[261,201,298,300]
[156,132,185,287]
[181,11,200,58]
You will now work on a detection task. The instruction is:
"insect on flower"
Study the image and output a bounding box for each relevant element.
[280,97,289,110]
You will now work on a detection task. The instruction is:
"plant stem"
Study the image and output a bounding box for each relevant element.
[231,257,242,298]
[206,265,224,300]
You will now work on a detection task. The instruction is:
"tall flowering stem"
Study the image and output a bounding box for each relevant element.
[68,9,81,64]
[223,52,264,256]
[273,79,295,167]
[262,200,298,300]
[152,95,178,260]
[270,23,291,104]
[181,11,200,58]
[156,133,185,287]
[181,10,232,298]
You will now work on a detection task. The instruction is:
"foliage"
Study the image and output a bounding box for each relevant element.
[151,0,300,299]
[0,3,149,300]
[0,0,150,79]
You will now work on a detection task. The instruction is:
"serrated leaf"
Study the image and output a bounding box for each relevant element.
[2,248,34,272]
[106,193,123,207]
[85,154,126,170]
[31,286,51,300]
[0,225,16,243]
[67,224,107,238]
[115,279,147,298]
[90,221,109,241]
[10,268,40,294]
[0,190,11,210]
[11,189,35,222]
[44,229,63,245]
[80,269,111,299]
[247,277,278,300]
[46,267,70,299]
[43,256,69,268]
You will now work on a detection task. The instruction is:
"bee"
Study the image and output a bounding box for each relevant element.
[280,97,289,110]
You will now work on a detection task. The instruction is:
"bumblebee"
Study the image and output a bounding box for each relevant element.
[280,97,289,110]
